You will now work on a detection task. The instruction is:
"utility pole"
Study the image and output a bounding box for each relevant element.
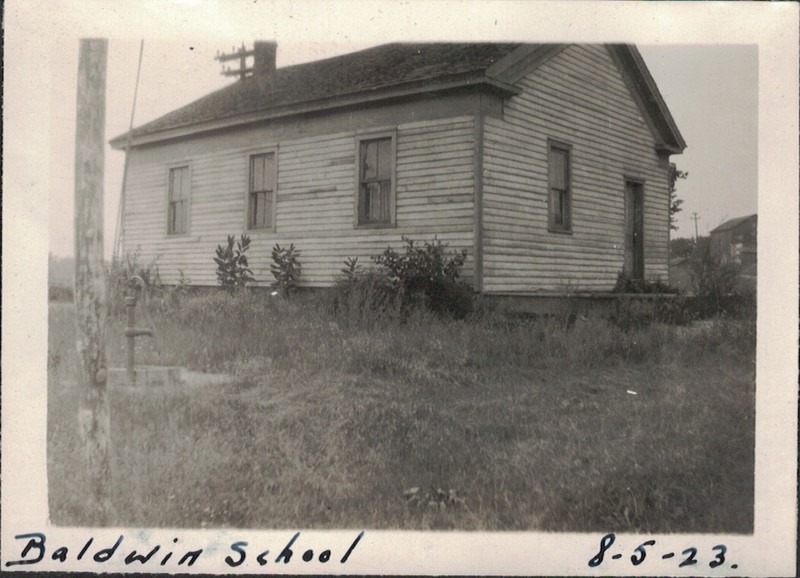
[691,212,701,241]
[74,38,112,525]
[215,43,254,79]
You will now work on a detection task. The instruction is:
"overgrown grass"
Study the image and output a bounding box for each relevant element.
[48,292,755,532]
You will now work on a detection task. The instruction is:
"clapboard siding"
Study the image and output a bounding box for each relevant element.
[121,45,677,294]
[122,115,475,286]
[482,45,670,293]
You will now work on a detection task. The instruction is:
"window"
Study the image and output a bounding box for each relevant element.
[168,165,190,235]
[357,134,395,226]
[548,141,571,233]
[248,152,276,230]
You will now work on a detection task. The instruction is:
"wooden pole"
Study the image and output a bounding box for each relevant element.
[74,38,112,525]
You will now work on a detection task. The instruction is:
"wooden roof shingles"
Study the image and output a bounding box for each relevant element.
[111,43,522,147]
[110,42,685,155]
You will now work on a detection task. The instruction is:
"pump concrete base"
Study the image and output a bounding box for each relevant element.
[108,366,233,388]
[108,366,183,387]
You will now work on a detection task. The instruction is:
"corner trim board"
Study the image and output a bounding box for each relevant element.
[473,97,487,293]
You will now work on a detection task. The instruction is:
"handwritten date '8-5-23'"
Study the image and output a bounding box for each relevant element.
[588,533,736,570]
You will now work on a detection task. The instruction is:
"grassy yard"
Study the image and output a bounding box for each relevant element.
[48,292,755,532]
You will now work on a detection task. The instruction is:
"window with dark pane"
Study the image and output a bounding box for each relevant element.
[359,137,392,224]
[548,144,571,232]
[249,153,274,229]
[168,166,190,235]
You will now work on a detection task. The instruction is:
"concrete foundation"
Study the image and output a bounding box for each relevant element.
[108,366,233,388]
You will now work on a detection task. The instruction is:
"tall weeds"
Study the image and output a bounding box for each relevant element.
[50,291,755,532]
[103,288,754,378]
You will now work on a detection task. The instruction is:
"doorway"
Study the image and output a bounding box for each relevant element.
[624,180,644,279]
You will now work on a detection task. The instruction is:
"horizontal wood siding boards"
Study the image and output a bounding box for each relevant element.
[122,114,476,287]
[399,147,474,163]
[482,44,670,292]
[396,117,474,232]
[123,230,473,252]
[276,134,353,235]
[484,245,623,262]
[122,238,476,288]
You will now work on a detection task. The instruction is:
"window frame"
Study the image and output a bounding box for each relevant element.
[354,130,397,228]
[245,148,278,232]
[547,139,573,234]
[166,163,192,236]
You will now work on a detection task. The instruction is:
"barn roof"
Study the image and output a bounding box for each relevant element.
[110,42,686,154]
[710,214,757,234]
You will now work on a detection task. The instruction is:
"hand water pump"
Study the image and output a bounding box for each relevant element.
[124,275,156,385]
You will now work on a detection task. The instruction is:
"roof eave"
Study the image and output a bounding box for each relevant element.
[490,43,687,156]
[622,44,687,154]
[709,214,758,234]
[109,76,520,150]
[656,143,684,155]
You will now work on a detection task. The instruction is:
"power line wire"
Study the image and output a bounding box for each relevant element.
[113,39,145,260]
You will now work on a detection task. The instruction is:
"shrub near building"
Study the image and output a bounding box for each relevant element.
[331,237,473,322]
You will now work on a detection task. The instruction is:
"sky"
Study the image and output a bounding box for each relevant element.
[639,44,758,238]
[1,1,784,259]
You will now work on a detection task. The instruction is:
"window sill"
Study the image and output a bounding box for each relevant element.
[355,221,396,230]
[548,227,573,235]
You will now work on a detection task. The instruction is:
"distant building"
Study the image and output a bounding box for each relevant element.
[710,214,757,273]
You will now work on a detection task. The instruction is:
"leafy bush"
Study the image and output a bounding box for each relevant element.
[214,235,254,289]
[375,236,466,284]
[683,292,756,321]
[611,292,700,331]
[613,255,753,324]
[654,294,695,325]
[167,269,193,306]
[270,243,302,298]
[373,236,472,318]
[105,247,162,315]
[611,298,658,331]
[614,271,678,294]
[689,243,739,314]
[610,272,682,329]
[340,256,363,284]
[327,269,405,326]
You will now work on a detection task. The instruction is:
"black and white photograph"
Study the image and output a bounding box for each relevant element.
[3,1,798,575]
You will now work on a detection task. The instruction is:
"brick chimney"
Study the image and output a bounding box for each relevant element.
[253,41,277,76]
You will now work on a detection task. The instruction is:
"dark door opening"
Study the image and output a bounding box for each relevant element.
[625,180,644,279]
